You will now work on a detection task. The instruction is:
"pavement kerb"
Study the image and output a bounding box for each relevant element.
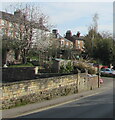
[2,83,109,119]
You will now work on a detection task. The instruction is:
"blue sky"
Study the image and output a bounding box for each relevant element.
[0,1,113,36]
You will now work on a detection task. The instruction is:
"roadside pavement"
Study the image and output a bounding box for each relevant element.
[2,77,113,119]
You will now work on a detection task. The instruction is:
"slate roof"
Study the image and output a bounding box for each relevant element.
[65,35,84,42]
[0,11,14,22]
[58,34,73,43]
[72,35,84,41]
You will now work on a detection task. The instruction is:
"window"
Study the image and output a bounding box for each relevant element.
[9,22,14,28]
[0,28,2,36]
[70,43,73,47]
[78,45,80,49]
[8,29,14,37]
[78,40,80,45]
[1,20,5,25]
[66,42,69,46]
[1,28,6,35]
[61,40,64,45]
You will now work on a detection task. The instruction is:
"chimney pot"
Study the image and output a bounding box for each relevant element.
[77,31,80,37]
[52,29,58,38]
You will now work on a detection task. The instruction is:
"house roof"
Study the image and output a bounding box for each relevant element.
[65,35,84,42]
[0,11,49,31]
[0,11,15,22]
[72,35,84,41]
[58,34,73,43]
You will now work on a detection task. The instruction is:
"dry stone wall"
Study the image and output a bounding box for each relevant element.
[1,74,98,109]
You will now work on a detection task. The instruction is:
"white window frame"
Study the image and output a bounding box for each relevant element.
[78,40,80,45]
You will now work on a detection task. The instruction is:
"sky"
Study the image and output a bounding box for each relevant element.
[0,0,113,36]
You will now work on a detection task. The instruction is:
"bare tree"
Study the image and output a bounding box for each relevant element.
[101,31,112,39]
[92,13,99,32]
[85,13,99,57]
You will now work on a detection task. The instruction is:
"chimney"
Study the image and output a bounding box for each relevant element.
[65,30,72,39]
[52,29,58,38]
[14,10,22,18]
[77,31,80,37]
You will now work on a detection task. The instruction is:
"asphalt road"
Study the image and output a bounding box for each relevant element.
[18,77,114,118]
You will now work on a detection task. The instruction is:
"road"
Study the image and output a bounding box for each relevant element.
[17,77,114,119]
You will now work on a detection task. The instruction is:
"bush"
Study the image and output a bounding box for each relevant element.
[73,61,96,74]
[86,66,97,74]
[60,62,73,73]
[73,62,86,73]
[31,60,39,66]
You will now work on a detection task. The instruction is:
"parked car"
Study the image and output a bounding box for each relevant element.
[100,66,108,69]
[112,66,115,70]
[100,68,115,77]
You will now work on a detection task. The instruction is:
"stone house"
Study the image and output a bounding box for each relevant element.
[51,29,74,59]
[0,10,50,65]
[51,29,73,49]
[65,30,85,51]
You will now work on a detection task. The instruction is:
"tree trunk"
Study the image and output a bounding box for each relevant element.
[22,49,27,64]
[22,56,27,64]
[2,49,8,66]
[15,49,20,60]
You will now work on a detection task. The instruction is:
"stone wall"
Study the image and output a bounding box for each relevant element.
[78,74,98,92]
[1,74,98,109]
[52,59,73,73]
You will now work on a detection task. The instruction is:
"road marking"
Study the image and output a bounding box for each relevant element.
[11,90,106,118]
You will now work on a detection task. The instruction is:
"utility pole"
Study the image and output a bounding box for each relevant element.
[91,33,94,56]
[92,13,99,87]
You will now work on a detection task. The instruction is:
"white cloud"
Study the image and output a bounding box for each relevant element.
[40,2,112,24]
[39,2,113,34]
[0,2,113,35]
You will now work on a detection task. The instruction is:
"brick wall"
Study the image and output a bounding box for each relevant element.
[1,74,98,109]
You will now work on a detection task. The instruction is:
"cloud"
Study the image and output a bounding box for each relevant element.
[39,2,112,34]
[40,2,112,24]
[1,2,113,35]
